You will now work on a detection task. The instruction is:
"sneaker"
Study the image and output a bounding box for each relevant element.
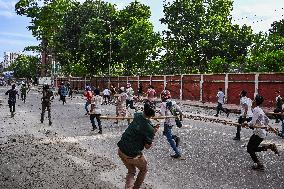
[269,143,280,156]
[252,164,264,171]
[171,154,181,159]
[175,137,180,148]
[214,114,218,117]
[85,112,89,115]
[98,130,102,134]
[233,136,240,141]
[49,121,52,126]
[40,119,43,123]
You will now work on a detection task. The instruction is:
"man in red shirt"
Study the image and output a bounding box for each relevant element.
[84,86,93,115]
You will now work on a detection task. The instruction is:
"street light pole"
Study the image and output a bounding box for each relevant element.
[108,22,112,88]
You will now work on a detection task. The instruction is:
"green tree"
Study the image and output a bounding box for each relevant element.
[118,1,161,75]
[269,19,284,37]
[161,0,253,73]
[9,55,41,79]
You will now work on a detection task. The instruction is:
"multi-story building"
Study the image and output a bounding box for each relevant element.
[2,52,21,69]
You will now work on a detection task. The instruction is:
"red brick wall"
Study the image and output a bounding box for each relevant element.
[151,76,164,96]
[166,76,181,99]
[54,73,284,108]
[202,74,225,103]
[182,75,200,101]
[227,74,255,105]
[258,73,284,107]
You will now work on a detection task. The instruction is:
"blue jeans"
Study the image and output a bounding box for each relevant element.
[164,124,180,155]
[85,101,90,112]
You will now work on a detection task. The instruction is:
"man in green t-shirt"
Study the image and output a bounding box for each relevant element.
[117,102,159,189]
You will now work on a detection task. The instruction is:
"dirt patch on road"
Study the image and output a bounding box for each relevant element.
[0,134,117,189]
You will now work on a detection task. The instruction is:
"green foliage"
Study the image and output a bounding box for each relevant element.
[15,0,284,75]
[269,19,284,37]
[9,55,41,79]
[53,0,161,76]
[161,0,253,73]
[15,0,76,51]
[208,56,228,73]
[246,20,284,72]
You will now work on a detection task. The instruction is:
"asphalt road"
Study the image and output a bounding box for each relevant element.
[0,86,283,189]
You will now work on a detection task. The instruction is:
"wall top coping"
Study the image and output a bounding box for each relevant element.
[55,72,284,79]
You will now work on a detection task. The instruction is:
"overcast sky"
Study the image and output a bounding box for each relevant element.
[1,0,284,61]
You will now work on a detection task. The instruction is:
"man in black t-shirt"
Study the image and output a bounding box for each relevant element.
[5,84,19,117]
[41,84,54,125]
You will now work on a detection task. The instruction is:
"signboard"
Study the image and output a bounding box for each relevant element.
[38,77,52,85]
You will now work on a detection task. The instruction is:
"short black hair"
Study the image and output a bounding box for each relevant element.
[144,102,155,117]
[240,90,247,97]
[219,88,222,91]
[255,94,264,106]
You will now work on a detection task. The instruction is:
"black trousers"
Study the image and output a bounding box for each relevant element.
[41,102,51,123]
[103,95,110,104]
[216,103,229,115]
[126,99,135,109]
[8,100,15,113]
[60,95,66,104]
[247,134,265,163]
[274,108,283,122]
[236,117,252,138]
[21,93,26,102]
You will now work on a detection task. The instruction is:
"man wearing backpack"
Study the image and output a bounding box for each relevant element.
[160,90,183,158]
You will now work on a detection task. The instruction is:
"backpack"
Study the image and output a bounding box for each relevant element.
[166,101,182,128]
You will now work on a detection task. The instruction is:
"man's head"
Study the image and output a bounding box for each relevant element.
[126,83,131,88]
[95,89,100,95]
[161,90,171,102]
[218,88,222,91]
[254,94,264,106]
[12,84,16,89]
[144,102,155,117]
[85,86,91,91]
[240,90,247,98]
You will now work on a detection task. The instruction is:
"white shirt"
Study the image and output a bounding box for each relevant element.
[91,95,103,114]
[249,106,269,139]
[103,89,110,96]
[217,91,225,104]
[126,87,134,100]
[160,100,182,126]
[240,96,253,118]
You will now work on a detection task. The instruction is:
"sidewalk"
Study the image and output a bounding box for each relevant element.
[179,100,275,117]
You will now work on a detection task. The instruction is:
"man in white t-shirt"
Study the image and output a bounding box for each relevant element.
[126,83,136,110]
[102,88,111,105]
[233,90,253,140]
[246,94,279,171]
[214,88,230,117]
